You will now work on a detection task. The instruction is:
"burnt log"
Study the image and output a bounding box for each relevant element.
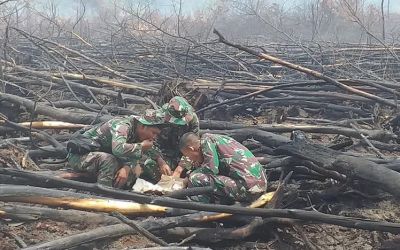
[274,131,400,198]
[200,120,396,141]
[0,203,120,225]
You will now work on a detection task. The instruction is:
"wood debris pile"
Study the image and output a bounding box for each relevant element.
[1,27,400,249]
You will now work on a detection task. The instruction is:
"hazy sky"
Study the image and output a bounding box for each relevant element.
[48,0,400,16]
[53,0,215,15]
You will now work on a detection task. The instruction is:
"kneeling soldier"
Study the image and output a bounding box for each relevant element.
[178,132,267,204]
[67,109,169,189]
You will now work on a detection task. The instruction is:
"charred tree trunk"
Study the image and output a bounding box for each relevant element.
[275,131,400,198]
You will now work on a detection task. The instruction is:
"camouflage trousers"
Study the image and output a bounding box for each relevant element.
[67,152,160,188]
[188,173,249,204]
[68,152,133,188]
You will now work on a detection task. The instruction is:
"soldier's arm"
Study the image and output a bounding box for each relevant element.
[173,156,191,177]
[145,143,162,160]
[146,145,172,175]
[110,121,143,164]
[198,138,219,175]
[189,114,200,135]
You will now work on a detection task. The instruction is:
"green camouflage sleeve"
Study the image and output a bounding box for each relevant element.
[177,114,200,167]
[195,137,219,175]
[189,113,200,135]
[110,120,142,166]
[180,156,194,170]
[145,144,162,160]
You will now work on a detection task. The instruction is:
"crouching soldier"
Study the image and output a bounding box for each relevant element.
[66,109,170,189]
[133,96,200,183]
[155,96,200,178]
[179,132,267,204]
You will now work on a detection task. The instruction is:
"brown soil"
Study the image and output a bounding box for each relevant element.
[0,218,155,249]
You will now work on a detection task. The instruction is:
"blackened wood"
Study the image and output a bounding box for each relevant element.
[274,131,400,198]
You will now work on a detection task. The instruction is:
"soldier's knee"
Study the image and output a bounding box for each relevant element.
[91,152,119,170]
[189,173,210,187]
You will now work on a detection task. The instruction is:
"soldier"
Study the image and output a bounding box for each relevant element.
[154,96,200,178]
[178,132,267,204]
[67,109,171,189]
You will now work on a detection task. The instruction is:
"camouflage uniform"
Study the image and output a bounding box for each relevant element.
[156,96,200,168]
[67,109,165,188]
[183,133,267,204]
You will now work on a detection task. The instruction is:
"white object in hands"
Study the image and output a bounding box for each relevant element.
[132,175,185,193]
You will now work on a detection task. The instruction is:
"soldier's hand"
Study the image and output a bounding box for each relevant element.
[172,165,184,178]
[160,163,172,176]
[114,165,130,188]
[132,164,143,177]
[141,139,154,152]
[182,177,189,188]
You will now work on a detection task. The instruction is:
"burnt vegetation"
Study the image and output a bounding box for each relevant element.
[1,0,400,249]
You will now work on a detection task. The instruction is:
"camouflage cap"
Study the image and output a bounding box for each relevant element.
[137,109,166,126]
[162,96,194,126]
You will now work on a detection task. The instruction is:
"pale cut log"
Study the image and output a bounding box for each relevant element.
[18,121,88,129]
[0,185,167,216]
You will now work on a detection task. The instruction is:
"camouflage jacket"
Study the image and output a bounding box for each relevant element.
[82,115,159,167]
[156,113,200,158]
[184,133,267,193]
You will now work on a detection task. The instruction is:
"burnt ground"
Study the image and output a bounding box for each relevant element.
[1,103,399,249]
[1,197,399,249]
[1,130,399,250]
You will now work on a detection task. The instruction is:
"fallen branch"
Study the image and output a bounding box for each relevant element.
[0,185,168,215]
[200,128,290,148]
[201,120,396,141]
[1,170,400,233]
[12,27,154,88]
[111,212,169,246]
[21,223,210,250]
[212,29,397,108]
[0,92,111,124]
[17,121,87,130]
[275,131,400,198]
[350,123,385,159]
[126,247,210,250]
[0,203,120,225]
[20,191,275,249]
[5,73,147,104]
[22,224,139,250]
